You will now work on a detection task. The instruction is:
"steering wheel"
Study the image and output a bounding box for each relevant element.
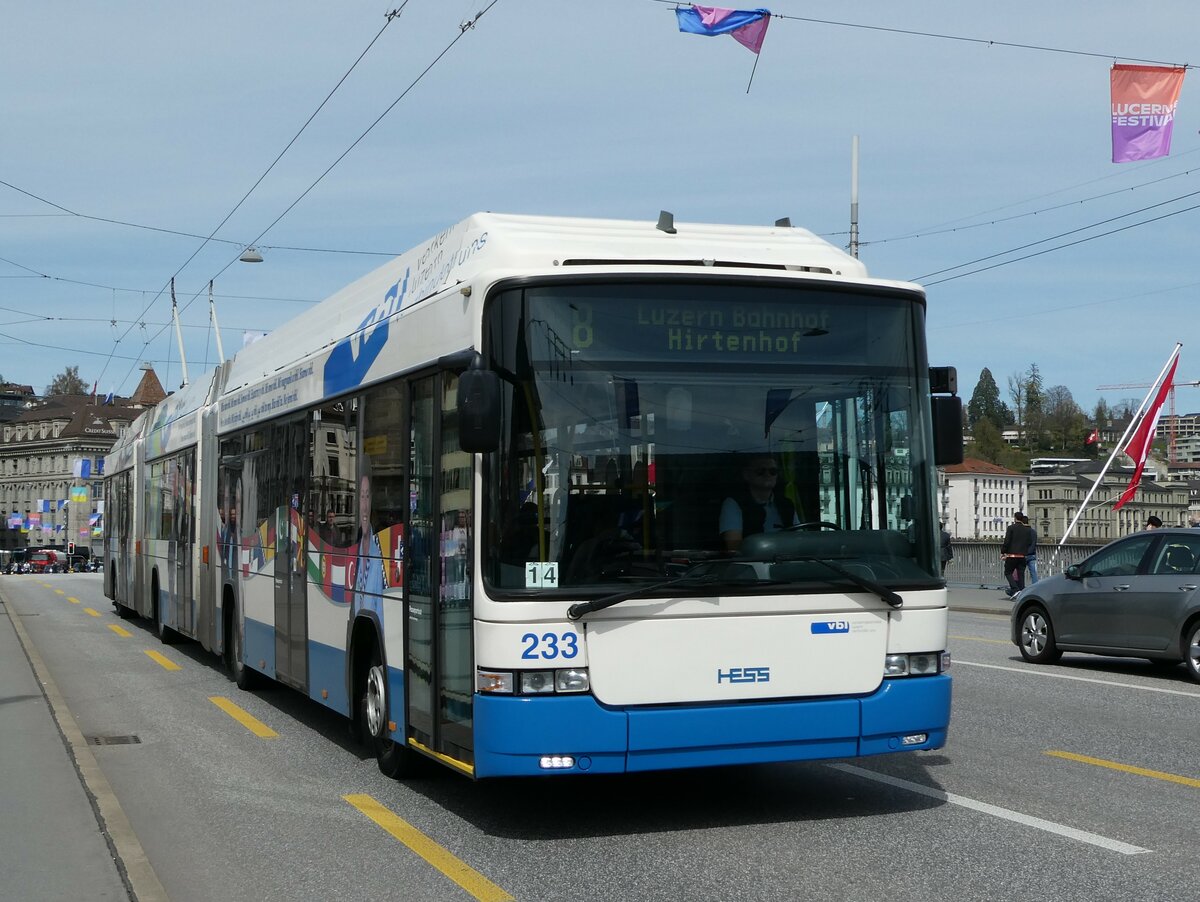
[784,521,840,532]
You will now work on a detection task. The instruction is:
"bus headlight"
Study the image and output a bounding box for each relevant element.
[555,669,590,692]
[519,671,556,694]
[477,667,592,694]
[908,653,940,675]
[884,652,946,677]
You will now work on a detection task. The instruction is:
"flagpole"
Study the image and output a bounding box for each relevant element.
[745,53,761,93]
[1057,342,1181,548]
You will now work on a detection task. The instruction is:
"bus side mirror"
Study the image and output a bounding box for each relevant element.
[458,360,500,453]
[931,395,963,466]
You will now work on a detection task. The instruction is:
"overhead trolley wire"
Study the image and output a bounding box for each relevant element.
[0,178,401,256]
[130,1,501,388]
[861,159,1200,247]
[0,251,313,304]
[920,200,1200,286]
[194,1,504,296]
[912,187,1200,282]
[104,3,416,392]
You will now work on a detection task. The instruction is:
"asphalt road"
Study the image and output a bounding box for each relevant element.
[2,575,1197,902]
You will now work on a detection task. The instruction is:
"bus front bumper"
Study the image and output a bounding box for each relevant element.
[471,673,951,778]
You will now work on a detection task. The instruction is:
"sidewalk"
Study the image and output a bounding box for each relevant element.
[0,590,131,901]
[946,584,1018,617]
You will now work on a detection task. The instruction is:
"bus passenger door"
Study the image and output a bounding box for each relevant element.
[407,373,474,767]
[177,448,196,636]
[272,418,308,691]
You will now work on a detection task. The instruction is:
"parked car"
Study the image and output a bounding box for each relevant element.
[1011,527,1200,682]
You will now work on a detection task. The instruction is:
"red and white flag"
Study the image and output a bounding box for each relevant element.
[1113,353,1179,509]
[1086,428,1099,445]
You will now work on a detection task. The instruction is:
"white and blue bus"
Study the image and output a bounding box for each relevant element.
[104,212,963,778]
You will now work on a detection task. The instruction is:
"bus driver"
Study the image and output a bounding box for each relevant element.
[719,453,800,552]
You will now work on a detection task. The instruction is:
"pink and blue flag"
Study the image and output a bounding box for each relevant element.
[676,6,770,55]
[1111,64,1186,163]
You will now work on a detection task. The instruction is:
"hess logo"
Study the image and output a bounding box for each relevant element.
[717,666,770,684]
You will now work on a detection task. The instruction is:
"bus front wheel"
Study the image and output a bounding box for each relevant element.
[360,650,415,779]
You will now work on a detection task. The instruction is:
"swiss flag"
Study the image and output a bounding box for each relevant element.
[1114,354,1178,510]
[1086,428,1099,445]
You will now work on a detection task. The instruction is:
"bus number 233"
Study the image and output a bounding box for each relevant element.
[521,632,579,660]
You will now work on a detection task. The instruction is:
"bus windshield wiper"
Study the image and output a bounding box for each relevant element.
[754,554,904,608]
[566,573,719,621]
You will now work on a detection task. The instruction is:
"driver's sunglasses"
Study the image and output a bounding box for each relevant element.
[754,467,779,476]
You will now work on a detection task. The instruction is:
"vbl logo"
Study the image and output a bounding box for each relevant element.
[717,666,770,684]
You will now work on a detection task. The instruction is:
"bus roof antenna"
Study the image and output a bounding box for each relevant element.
[775,217,792,228]
[656,211,677,234]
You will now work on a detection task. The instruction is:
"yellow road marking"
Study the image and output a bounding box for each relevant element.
[949,634,1010,645]
[83,607,101,617]
[108,624,132,638]
[344,794,514,902]
[1047,750,1200,789]
[55,589,65,595]
[144,650,181,671]
[67,597,81,604]
[209,696,278,738]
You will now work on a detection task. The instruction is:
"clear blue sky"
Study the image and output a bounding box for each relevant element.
[3,1,1198,413]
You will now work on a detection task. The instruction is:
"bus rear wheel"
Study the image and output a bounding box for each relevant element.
[153,577,180,645]
[360,651,415,778]
[226,599,262,690]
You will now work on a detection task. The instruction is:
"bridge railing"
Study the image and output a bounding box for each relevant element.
[944,541,1100,588]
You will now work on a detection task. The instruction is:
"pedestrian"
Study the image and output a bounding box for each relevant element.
[1020,513,1039,584]
[939,523,953,576]
[1145,515,1162,530]
[1001,511,1033,598]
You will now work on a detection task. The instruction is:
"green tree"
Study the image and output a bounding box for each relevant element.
[1092,398,1110,426]
[1112,398,1139,420]
[46,365,89,396]
[1024,363,1045,451]
[967,368,1011,430]
[1043,384,1084,452]
[970,417,1007,464]
[1007,372,1026,446]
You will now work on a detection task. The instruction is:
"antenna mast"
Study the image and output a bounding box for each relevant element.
[849,135,860,259]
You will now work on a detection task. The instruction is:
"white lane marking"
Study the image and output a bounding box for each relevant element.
[955,659,1200,699]
[829,763,1150,856]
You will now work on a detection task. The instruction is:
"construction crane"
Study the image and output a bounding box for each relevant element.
[1095,379,1200,463]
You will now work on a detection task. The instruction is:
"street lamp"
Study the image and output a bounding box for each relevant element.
[239,246,264,263]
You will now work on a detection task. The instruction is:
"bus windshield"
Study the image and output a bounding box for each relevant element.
[482,279,939,597]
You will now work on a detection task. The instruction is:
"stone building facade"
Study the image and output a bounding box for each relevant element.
[1026,459,1190,544]
[0,370,165,559]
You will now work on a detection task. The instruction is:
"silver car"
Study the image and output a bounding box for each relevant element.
[1011,527,1200,682]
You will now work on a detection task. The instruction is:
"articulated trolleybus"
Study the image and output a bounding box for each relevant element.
[104,212,963,779]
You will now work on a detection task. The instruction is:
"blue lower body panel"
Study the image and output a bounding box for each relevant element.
[307,641,350,715]
[472,674,951,778]
[244,617,275,677]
